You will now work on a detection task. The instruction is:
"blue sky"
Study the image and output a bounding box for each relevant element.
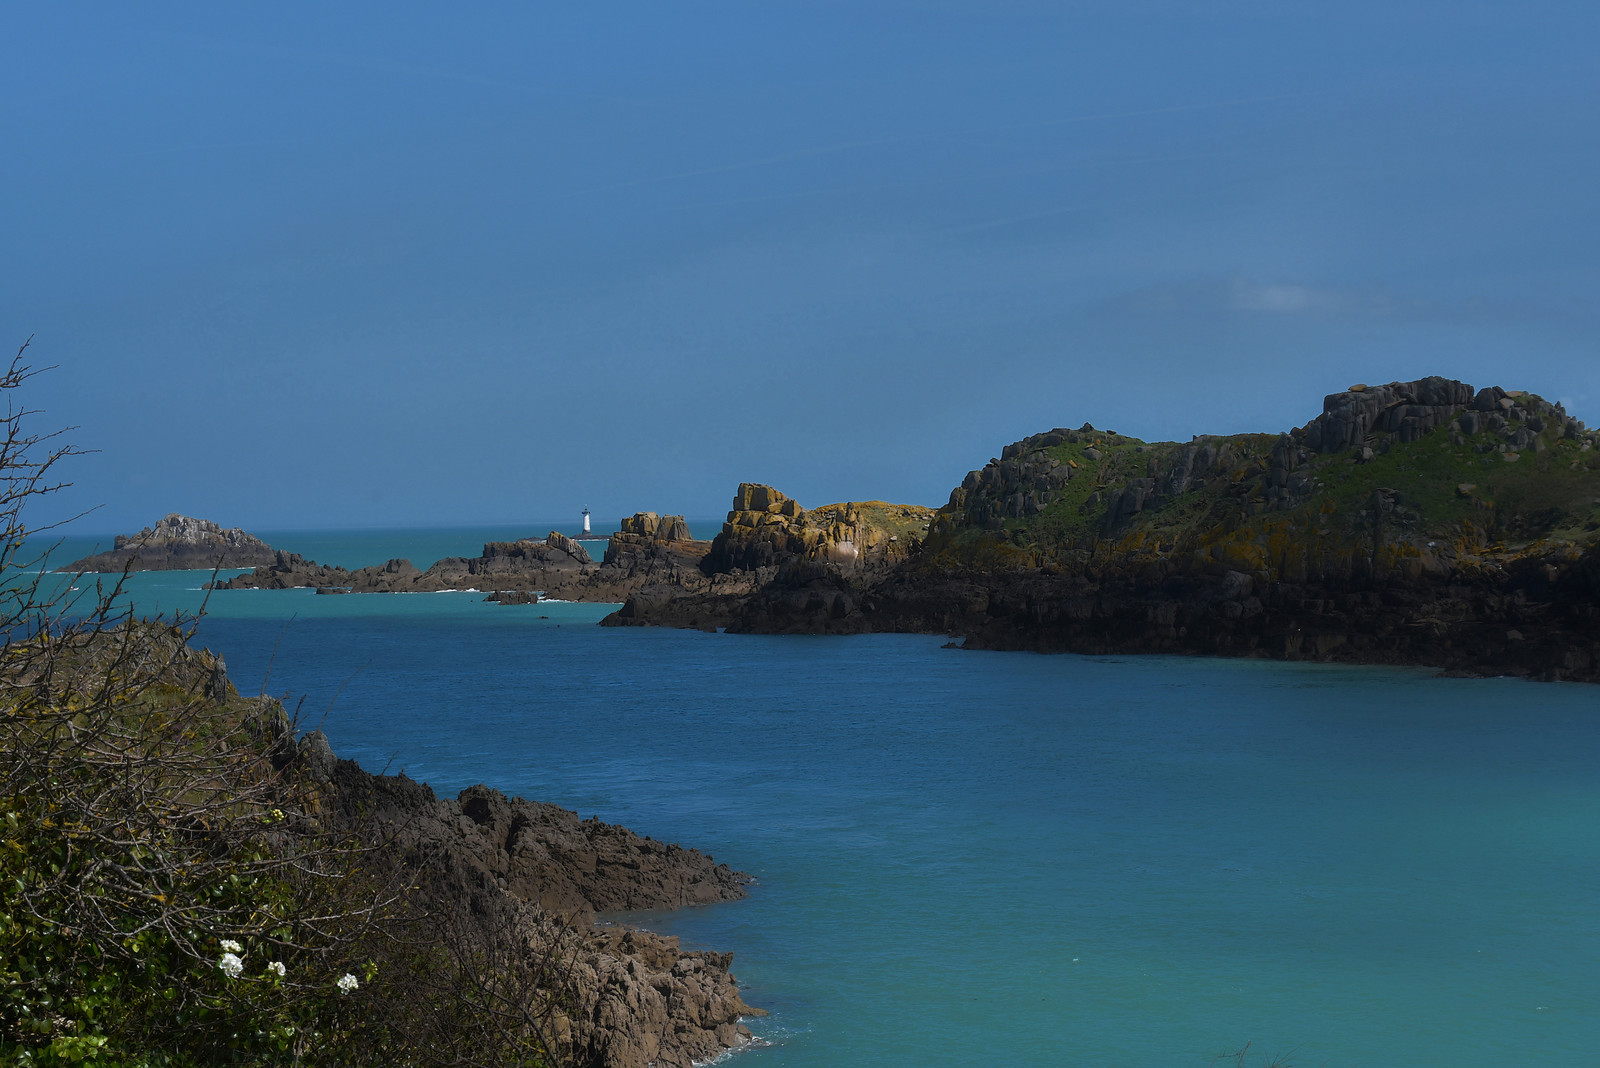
[5,2,1598,533]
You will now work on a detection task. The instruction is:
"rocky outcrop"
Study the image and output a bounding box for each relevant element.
[606,378,1600,683]
[568,928,756,1068]
[703,484,932,574]
[214,532,606,594]
[600,513,709,576]
[1302,377,1477,453]
[941,428,1089,527]
[213,522,727,608]
[210,551,423,592]
[321,771,748,923]
[701,486,812,573]
[547,531,596,565]
[615,512,692,543]
[604,489,937,633]
[63,514,279,572]
[274,723,762,1068]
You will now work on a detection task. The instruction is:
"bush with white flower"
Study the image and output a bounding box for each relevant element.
[0,352,568,1068]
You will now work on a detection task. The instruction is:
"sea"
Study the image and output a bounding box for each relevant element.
[32,525,1600,1066]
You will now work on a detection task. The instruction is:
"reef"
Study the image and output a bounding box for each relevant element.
[211,515,722,605]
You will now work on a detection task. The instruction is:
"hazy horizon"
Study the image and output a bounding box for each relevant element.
[7,2,1597,533]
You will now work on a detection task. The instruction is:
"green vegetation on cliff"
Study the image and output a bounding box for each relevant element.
[927,379,1600,587]
[605,376,1600,680]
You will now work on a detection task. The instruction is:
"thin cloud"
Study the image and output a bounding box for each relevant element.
[1097,277,1406,320]
[1229,282,1351,313]
[1095,276,1593,327]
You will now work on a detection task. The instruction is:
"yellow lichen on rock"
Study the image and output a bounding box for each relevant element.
[707,486,936,573]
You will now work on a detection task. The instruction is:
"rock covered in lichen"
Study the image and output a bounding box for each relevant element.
[703,484,932,574]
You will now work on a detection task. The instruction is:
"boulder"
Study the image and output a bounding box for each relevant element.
[1303,377,1475,454]
[547,531,595,565]
[656,514,692,541]
[733,484,787,512]
[620,512,661,537]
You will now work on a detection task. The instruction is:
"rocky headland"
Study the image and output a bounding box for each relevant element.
[606,377,1600,683]
[63,513,280,572]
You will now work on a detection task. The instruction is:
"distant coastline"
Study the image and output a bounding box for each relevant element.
[84,377,1600,684]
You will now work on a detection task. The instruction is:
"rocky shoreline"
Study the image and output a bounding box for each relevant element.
[6,615,762,1067]
[273,700,764,1067]
[209,513,740,606]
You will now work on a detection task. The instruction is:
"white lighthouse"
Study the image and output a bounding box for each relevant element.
[582,507,591,535]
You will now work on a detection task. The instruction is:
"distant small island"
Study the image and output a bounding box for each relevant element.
[62,513,280,572]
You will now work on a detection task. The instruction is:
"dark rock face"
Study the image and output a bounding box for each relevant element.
[946,430,1091,526]
[547,531,595,565]
[868,557,1600,682]
[322,771,749,922]
[63,514,279,572]
[611,533,1600,682]
[300,740,761,1068]
[1302,378,1477,453]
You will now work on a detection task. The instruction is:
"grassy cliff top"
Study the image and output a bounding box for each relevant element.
[806,500,939,542]
[927,381,1600,578]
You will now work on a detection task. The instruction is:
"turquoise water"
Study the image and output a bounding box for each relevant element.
[32,532,1600,1066]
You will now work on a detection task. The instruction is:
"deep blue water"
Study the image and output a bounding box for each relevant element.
[36,533,1600,1066]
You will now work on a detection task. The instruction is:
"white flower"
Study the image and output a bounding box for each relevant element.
[336,973,359,995]
[219,952,244,979]
[219,939,243,954]
[266,961,286,978]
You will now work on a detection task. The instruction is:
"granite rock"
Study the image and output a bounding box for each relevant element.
[63,514,280,572]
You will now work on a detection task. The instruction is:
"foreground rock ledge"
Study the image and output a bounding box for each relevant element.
[307,747,764,1067]
[19,621,763,1067]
